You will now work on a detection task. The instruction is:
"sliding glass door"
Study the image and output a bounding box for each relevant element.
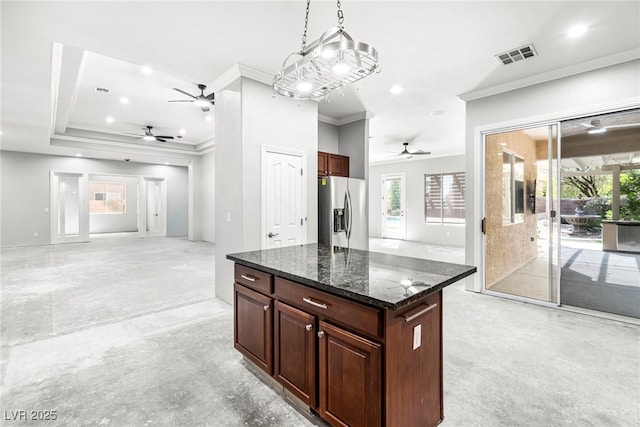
[483,124,560,304]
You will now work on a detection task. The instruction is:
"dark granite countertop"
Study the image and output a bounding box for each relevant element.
[227,244,476,310]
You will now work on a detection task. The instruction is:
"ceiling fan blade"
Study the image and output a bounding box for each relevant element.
[206,93,215,101]
[578,122,596,128]
[155,138,168,143]
[172,88,197,99]
[155,135,174,139]
[168,100,194,103]
[411,150,432,155]
[201,105,210,112]
[605,123,640,129]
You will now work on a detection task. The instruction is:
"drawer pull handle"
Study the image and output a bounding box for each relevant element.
[305,324,313,331]
[303,297,328,309]
[240,274,257,282]
[317,331,325,338]
[263,305,270,311]
[403,303,438,323]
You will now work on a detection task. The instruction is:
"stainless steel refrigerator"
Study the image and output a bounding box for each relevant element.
[318,176,368,250]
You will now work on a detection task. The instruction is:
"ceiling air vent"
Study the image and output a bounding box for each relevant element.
[496,44,537,65]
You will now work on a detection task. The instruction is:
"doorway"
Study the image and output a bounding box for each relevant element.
[50,172,89,244]
[141,178,167,238]
[381,174,406,240]
[262,146,306,249]
[483,124,560,304]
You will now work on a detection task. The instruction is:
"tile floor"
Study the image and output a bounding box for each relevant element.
[1,235,638,426]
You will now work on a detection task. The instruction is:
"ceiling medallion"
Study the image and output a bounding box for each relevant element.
[273,0,380,100]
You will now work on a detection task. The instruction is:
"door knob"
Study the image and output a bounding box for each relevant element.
[268,232,279,238]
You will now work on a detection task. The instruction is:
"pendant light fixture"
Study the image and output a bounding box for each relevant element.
[273,0,380,99]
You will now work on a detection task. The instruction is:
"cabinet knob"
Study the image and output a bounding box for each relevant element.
[317,331,325,338]
[305,324,313,331]
[263,305,270,311]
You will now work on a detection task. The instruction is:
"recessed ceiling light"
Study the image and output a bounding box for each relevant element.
[105,116,114,123]
[390,85,403,95]
[205,116,212,122]
[76,153,82,157]
[179,129,186,135]
[567,24,588,38]
[141,66,152,75]
[119,97,129,104]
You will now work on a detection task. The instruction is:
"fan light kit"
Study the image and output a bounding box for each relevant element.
[126,126,174,143]
[273,0,380,99]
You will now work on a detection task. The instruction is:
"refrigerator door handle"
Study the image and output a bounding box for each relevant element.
[345,190,353,239]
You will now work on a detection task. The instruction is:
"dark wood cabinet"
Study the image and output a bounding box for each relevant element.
[318,151,329,176]
[274,301,317,407]
[318,151,349,177]
[328,154,349,177]
[234,282,273,374]
[232,263,445,427]
[319,321,381,427]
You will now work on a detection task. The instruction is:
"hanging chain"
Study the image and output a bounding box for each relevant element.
[336,0,344,30]
[300,0,311,53]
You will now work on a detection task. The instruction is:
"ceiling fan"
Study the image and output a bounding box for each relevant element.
[389,141,431,159]
[579,118,640,134]
[169,84,215,112]
[126,126,174,143]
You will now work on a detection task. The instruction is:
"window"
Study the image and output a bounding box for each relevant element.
[89,181,126,214]
[502,151,524,225]
[425,172,465,224]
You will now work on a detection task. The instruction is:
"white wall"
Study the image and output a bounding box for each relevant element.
[0,150,189,247]
[369,155,466,247]
[196,152,215,243]
[318,121,339,153]
[214,77,318,304]
[88,174,138,233]
[465,60,640,292]
[338,119,369,181]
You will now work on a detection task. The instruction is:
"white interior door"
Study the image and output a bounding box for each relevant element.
[51,172,89,243]
[381,174,406,240]
[143,178,166,237]
[263,148,305,249]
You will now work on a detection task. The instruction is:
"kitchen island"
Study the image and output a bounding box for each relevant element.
[227,244,476,427]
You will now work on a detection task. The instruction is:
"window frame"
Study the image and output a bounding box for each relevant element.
[424,171,466,225]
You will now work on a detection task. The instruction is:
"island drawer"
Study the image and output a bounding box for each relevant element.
[235,264,273,295]
[275,277,382,340]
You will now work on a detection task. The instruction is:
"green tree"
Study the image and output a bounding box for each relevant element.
[620,170,640,220]
[561,174,612,198]
[388,180,401,215]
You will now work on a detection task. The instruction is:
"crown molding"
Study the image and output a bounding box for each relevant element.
[212,63,273,92]
[319,111,375,126]
[458,48,640,102]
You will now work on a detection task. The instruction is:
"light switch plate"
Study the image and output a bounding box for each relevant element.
[413,324,422,350]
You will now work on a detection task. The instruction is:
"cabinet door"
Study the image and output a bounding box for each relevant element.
[318,152,329,176]
[318,321,381,427]
[234,283,273,374]
[274,301,317,407]
[328,154,341,176]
